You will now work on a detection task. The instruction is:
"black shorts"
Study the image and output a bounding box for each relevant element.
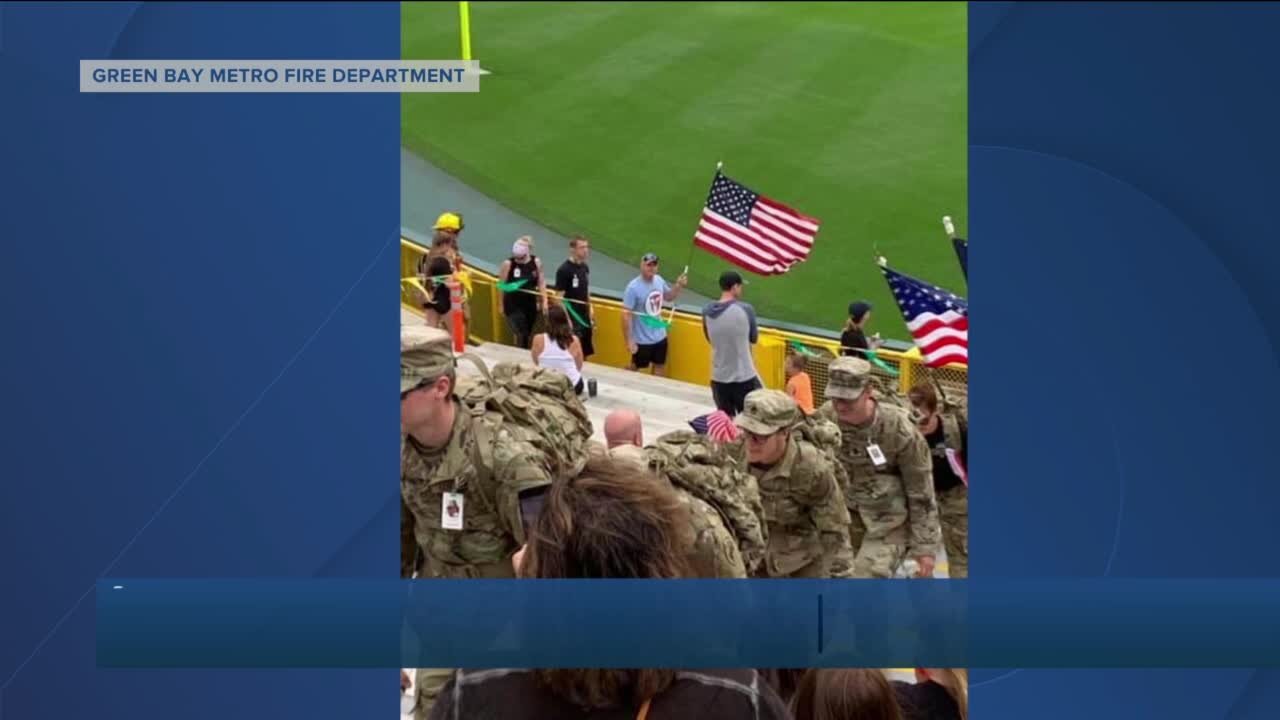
[711,377,762,417]
[632,338,669,369]
[504,307,538,349]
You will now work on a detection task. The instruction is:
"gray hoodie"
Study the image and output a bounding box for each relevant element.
[702,299,759,383]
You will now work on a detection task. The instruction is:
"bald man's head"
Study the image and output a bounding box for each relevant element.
[604,409,643,449]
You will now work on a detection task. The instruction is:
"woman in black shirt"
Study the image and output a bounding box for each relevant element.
[420,255,454,329]
[908,384,968,579]
[840,301,880,357]
[499,236,548,349]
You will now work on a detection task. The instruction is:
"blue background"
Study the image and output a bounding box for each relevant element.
[3,1,1280,719]
[0,2,400,719]
[971,1,1280,717]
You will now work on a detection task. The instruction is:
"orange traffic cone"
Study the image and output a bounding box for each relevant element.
[449,277,466,352]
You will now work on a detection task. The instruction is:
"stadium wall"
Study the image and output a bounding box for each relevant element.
[400,237,967,405]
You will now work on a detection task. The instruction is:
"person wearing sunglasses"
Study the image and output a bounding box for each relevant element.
[621,252,688,377]
[736,389,852,578]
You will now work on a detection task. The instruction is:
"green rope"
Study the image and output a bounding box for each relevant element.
[789,340,819,357]
[562,298,590,329]
[866,350,900,377]
[639,314,671,330]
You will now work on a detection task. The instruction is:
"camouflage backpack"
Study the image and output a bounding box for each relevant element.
[791,413,851,492]
[648,430,768,575]
[454,357,594,484]
[940,393,968,453]
[870,374,910,410]
[792,414,843,461]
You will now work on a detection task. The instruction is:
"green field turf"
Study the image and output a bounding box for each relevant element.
[403,1,966,336]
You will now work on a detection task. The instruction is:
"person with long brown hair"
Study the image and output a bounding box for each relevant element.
[428,451,790,720]
[531,304,585,394]
[907,383,967,578]
[790,669,904,720]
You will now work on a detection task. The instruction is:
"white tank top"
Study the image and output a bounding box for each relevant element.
[538,334,581,386]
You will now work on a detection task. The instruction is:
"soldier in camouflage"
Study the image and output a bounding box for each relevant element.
[604,409,748,578]
[400,326,553,579]
[817,357,941,579]
[736,389,853,578]
[400,325,553,718]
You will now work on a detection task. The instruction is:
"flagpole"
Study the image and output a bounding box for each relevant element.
[682,161,722,288]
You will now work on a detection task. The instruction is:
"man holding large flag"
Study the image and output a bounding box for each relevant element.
[693,170,820,275]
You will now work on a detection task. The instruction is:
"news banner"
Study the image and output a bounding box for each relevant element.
[80,61,481,92]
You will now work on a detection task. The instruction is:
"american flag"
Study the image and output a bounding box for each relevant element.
[881,266,968,368]
[689,410,739,442]
[693,171,820,275]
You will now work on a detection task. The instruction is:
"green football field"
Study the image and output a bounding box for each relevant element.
[403,1,967,334]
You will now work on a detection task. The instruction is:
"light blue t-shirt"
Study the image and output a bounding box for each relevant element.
[623,274,672,345]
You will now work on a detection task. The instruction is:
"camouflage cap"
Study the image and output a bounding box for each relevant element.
[826,356,873,399]
[401,325,454,392]
[735,389,801,436]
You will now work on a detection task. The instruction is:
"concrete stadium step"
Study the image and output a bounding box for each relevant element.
[456,338,716,443]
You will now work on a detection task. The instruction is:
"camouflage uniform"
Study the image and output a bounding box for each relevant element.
[400,326,552,718]
[933,409,968,578]
[736,390,853,578]
[612,444,747,578]
[817,358,940,578]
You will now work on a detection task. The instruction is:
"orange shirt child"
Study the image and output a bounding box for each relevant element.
[786,370,815,415]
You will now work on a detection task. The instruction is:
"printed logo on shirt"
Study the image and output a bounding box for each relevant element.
[645,290,663,316]
[572,275,579,289]
[513,268,522,278]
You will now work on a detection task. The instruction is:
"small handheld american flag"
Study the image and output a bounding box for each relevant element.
[693,171,820,276]
[881,266,968,368]
[689,410,739,442]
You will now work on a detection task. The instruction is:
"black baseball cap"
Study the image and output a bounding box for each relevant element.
[848,301,872,321]
[719,271,745,290]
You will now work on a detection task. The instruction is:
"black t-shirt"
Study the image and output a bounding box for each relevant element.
[840,327,869,357]
[555,259,591,325]
[923,420,965,493]
[425,280,451,315]
[503,256,540,314]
